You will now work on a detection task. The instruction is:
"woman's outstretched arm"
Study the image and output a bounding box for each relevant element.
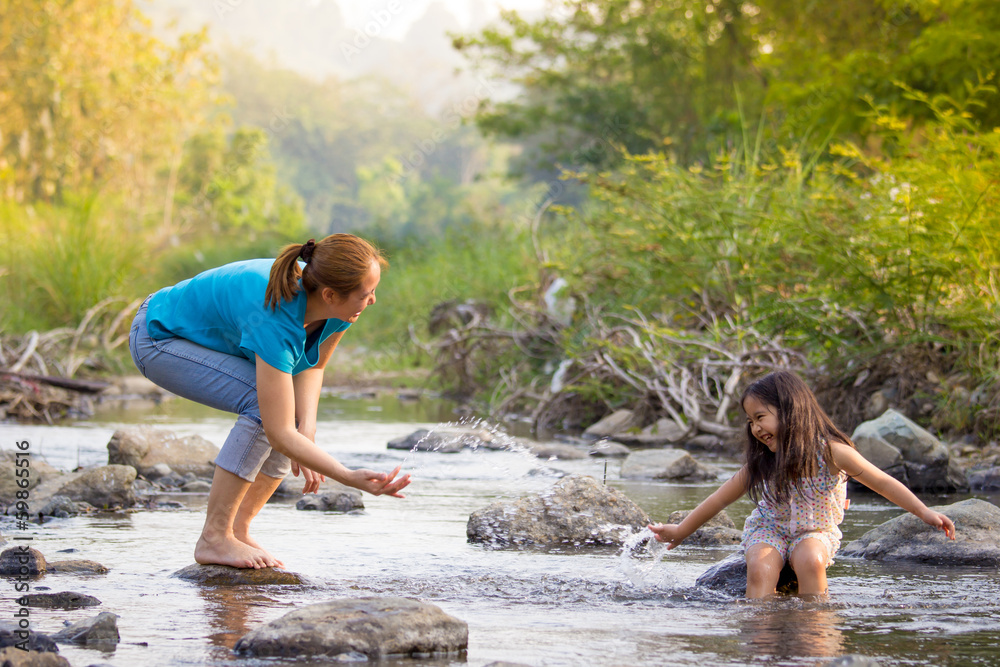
[830,442,955,539]
[649,466,749,548]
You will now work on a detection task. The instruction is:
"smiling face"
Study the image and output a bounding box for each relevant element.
[324,260,380,323]
[743,395,781,453]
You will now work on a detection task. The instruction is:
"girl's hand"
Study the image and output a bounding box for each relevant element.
[350,465,411,498]
[291,461,326,494]
[648,523,684,549]
[921,509,956,540]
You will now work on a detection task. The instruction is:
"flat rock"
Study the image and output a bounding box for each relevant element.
[840,498,1000,565]
[467,474,649,548]
[0,647,71,667]
[695,553,798,597]
[51,612,119,646]
[296,489,364,512]
[55,465,136,509]
[23,591,101,609]
[46,560,108,575]
[0,547,46,576]
[620,449,720,482]
[107,426,219,478]
[234,597,468,659]
[172,563,306,586]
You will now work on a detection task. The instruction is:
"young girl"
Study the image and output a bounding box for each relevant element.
[648,370,955,598]
[129,234,410,570]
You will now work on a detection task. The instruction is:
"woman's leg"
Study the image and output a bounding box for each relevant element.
[788,537,832,598]
[130,302,287,567]
[745,543,785,599]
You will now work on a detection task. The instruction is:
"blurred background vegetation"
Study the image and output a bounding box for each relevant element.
[1,0,997,438]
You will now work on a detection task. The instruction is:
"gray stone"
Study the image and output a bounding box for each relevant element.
[143,463,173,480]
[107,426,219,478]
[51,612,119,646]
[55,465,136,509]
[180,480,212,493]
[386,427,492,453]
[23,591,101,609]
[234,597,467,659]
[587,441,631,457]
[467,474,650,548]
[525,441,588,460]
[968,467,1000,490]
[851,410,967,492]
[620,449,720,482]
[296,489,364,512]
[666,509,742,546]
[583,409,640,439]
[172,563,306,586]
[46,560,109,575]
[695,553,798,597]
[0,547,46,576]
[840,498,1000,566]
[35,496,80,518]
[615,418,691,445]
[0,647,70,667]
[0,621,58,652]
[0,450,62,504]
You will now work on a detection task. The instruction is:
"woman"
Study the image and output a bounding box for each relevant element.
[129,234,410,569]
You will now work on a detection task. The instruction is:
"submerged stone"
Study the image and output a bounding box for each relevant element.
[695,553,797,597]
[23,591,101,609]
[46,559,109,575]
[172,563,306,586]
[51,612,119,646]
[234,597,467,659]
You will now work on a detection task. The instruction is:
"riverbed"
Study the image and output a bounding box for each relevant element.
[2,393,1000,666]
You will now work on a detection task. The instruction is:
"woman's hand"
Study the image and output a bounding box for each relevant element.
[291,461,326,494]
[921,509,957,540]
[648,523,685,549]
[349,465,411,498]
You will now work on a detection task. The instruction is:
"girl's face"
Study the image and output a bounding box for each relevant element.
[325,261,380,323]
[744,395,781,453]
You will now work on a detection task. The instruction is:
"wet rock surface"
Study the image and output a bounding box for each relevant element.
[695,553,798,597]
[0,546,47,576]
[467,474,649,548]
[23,591,101,609]
[840,498,1000,565]
[107,425,220,478]
[234,597,468,659]
[851,409,967,492]
[0,622,58,652]
[620,448,721,482]
[46,559,109,575]
[51,612,120,646]
[0,450,63,504]
[172,563,307,586]
[0,647,71,667]
[666,509,742,546]
[296,487,364,512]
[387,427,495,453]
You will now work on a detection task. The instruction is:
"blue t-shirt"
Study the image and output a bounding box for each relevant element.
[145,259,350,375]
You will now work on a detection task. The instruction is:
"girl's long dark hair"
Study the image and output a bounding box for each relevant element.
[741,370,856,505]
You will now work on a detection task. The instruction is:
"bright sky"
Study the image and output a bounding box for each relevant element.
[332,0,545,40]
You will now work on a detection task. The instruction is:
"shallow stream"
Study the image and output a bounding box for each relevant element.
[2,393,999,666]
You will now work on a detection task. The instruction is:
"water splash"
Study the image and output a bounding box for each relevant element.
[618,527,676,591]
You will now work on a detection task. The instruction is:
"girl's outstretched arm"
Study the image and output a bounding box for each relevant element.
[648,467,749,549]
[830,442,955,539]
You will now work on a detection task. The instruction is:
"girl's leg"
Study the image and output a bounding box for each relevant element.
[233,471,286,563]
[745,543,785,599]
[788,537,832,597]
[195,466,277,569]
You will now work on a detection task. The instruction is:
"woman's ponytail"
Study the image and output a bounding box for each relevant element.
[265,242,308,311]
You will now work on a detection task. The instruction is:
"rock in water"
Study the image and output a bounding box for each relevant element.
[234,597,467,659]
[695,553,798,597]
[107,426,220,478]
[55,465,136,509]
[620,449,720,482]
[51,612,119,646]
[172,563,306,586]
[296,488,364,512]
[840,498,1000,566]
[0,547,46,576]
[0,647,71,666]
[23,591,101,609]
[466,474,649,548]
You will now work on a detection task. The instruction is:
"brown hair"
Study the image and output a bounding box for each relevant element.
[740,370,856,505]
[264,234,388,311]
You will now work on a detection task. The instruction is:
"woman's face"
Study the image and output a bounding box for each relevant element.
[326,261,380,323]
[744,395,781,453]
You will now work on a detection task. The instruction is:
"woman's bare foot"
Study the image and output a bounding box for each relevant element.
[194,533,279,569]
[233,530,285,569]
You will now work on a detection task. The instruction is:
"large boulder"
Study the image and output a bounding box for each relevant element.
[840,498,1000,566]
[0,450,62,504]
[466,475,649,548]
[55,465,136,509]
[851,410,967,492]
[234,597,467,660]
[172,564,307,586]
[107,426,220,478]
[695,553,798,597]
[620,449,721,482]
